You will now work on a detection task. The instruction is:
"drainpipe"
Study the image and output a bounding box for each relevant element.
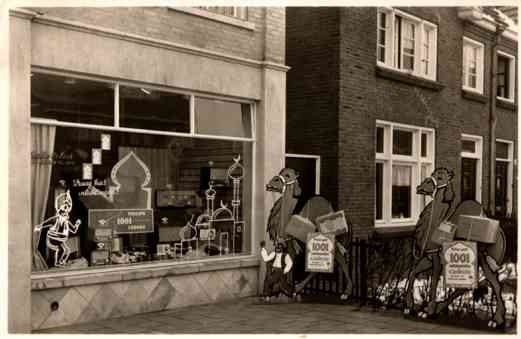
[487,12,507,217]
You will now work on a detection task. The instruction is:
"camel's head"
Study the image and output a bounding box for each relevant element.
[417,167,454,196]
[266,168,302,196]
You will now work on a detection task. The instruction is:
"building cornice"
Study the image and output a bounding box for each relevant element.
[11,10,289,73]
[458,7,518,42]
[8,8,38,20]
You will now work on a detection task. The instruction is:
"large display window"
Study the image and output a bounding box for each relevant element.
[30,70,254,272]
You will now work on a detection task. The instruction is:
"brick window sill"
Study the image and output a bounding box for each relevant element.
[169,7,256,31]
[31,256,259,290]
[497,98,517,111]
[374,225,416,238]
[462,89,488,104]
[375,65,444,91]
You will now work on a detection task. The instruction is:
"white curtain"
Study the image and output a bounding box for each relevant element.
[31,124,56,270]
[392,165,411,187]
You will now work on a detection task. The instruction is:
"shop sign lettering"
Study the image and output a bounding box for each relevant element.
[442,241,478,289]
[305,232,335,273]
[89,209,154,234]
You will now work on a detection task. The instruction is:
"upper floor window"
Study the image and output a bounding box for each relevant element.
[462,37,484,94]
[198,6,247,20]
[377,8,437,81]
[497,51,516,102]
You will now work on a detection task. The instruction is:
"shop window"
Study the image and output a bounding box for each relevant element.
[30,71,255,272]
[31,73,115,126]
[31,126,252,271]
[375,121,434,226]
[119,86,190,133]
[462,37,484,94]
[195,97,252,138]
[377,8,437,80]
[497,52,515,101]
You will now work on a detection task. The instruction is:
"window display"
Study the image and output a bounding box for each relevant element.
[30,71,254,272]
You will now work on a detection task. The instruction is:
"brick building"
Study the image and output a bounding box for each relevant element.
[286,7,517,238]
[8,6,287,332]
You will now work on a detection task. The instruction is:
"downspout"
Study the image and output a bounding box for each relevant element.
[487,15,507,217]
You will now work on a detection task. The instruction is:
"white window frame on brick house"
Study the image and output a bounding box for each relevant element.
[462,37,485,94]
[285,153,321,195]
[377,8,438,81]
[496,139,514,216]
[461,133,483,203]
[375,120,435,227]
[497,51,516,103]
[199,6,248,20]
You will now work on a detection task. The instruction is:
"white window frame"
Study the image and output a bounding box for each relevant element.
[496,139,514,216]
[30,67,258,275]
[375,120,435,227]
[497,51,516,103]
[377,8,438,81]
[285,154,321,195]
[462,37,485,94]
[461,134,483,203]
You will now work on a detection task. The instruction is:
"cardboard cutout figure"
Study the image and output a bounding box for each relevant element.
[34,190,81,267]
[404,167,507,328]
[260,240,294,301]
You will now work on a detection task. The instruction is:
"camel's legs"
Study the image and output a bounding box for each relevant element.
[424,252,442,317]
[335,245,353,299]
[479,252,506,326]
[404,255,432,314]
[294,272,317,294]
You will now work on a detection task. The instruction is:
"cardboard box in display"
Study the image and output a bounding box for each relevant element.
[430,221,457,245]
[286,215,316,242]
[456,215,499,243]
[316,210,348,235]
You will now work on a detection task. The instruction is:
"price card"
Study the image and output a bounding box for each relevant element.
[305,232,335,273]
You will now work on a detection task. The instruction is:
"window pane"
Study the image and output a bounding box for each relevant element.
[469,74,477,88]
[378,47,386,63]
[119,86,190,133]
[376,127,384,153]
[403,55,414,71]
[496,141,509,159]
[31,73,114,126]
[32,125,252,271]
[195,97,252,138]
[462,139,475,153]
[497,56,510,98]
[392,165,411,218]
[393,129,413,155]
[376,163,383,220]
[421,133,427,157]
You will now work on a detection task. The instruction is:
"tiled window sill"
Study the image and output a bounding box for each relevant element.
[375,65,444,91]
[169,7,255,31]
[462,89,488,104]
[31,256,259,290]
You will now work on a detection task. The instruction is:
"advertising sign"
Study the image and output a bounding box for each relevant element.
[89,209,154,234]
[316,210,348,235]
[305,232,335,273]
[442,241,478,289]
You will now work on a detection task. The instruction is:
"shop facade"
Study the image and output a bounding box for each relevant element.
[8,7,288,332]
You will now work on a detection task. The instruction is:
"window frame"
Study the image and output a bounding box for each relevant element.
[30,67,258,275]
[375,120,435,227]
[461,133,483,203]
[376,8,438,81]
[496,139,514,216]
[497,50,516,103]
[462,37,485,95]
[285,153,321,195]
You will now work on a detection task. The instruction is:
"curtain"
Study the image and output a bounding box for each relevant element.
[31,124,56,271]
[392,165,411,187]
[119,146,172,190]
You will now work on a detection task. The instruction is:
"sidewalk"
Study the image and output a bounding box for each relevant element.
[34,297,514,334]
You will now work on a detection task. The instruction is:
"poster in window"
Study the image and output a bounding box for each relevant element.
[82,163,93,180]
[92,148,102,165]
[101,133,111,150]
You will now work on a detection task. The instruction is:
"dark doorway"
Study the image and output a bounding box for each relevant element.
[285,156,318,197]
[461,157,477,201]
[495,161,509,217]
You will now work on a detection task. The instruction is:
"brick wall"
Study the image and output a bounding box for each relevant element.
[287,7,517,236]
[30,7,285,63]
[286,7,340,207]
